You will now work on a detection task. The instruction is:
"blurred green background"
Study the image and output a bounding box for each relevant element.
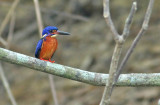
[0,0,160,105]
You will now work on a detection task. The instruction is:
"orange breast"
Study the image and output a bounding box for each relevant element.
[39,36,58,60]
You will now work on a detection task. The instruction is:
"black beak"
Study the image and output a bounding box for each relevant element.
[57,30,70,35]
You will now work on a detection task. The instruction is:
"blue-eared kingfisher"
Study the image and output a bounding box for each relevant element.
[35,26,70,63]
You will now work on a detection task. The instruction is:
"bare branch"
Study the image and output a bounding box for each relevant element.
[33,0,43,37]
[103,0,119,41]
[115,0,155,83]
[1,48,160,86]
[142,0,155,30]
[0,10,17,105]
[100,43,123,105]
[0,62,17,105]
[0,0,19,37]
[6,12,16,49]
[100,1,143,104]
[100,1,137,105]
[49,75,59,105]
[122,2,137,39]
[102,2,137,102]
[0,37,7,46]
[0,0,18,47]
[100,0,128,104]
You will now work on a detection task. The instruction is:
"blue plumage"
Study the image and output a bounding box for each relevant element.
[35,38,43,58]
[42,26,58,36]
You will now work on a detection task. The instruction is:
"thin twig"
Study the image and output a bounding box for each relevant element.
[100,43,123,105]
[0,13,17,105]
[0,63,17,105]
[0,0,18,47]
[103,0,119,41]
[0,0,19,37]
[122,2,137,39]
[0,2,18,105]
[6,12,16,49]
[100,0,123,104]
[1,48,160,86]
[115,0,155,83]
[0,37,7,46]
[49,75,59,105]
[33,0,59,104]
[33,0,43,37]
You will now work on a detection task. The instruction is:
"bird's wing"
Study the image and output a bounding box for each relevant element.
[35,38,43,58]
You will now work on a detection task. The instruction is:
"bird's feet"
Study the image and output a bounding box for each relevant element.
[40,58,55,63]
[49,59,55,63]
[40,58,48,61]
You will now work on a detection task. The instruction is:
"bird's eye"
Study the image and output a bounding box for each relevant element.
[52,30,57,32]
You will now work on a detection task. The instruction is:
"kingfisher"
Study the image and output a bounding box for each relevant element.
[35,26,70,63]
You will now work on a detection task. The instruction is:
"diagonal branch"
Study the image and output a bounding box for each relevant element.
[1,48,160,86]
[6,12,16,49]
[0,37,7,46]
[0,0,19,47]
[0,3,17,105]
[0,63,17,105]
[0,0,19,37]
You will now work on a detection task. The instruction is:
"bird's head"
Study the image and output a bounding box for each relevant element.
[42,26,70,38]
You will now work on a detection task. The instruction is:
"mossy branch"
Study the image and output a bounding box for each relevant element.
[0,47,160,86]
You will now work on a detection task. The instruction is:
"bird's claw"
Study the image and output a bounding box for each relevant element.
[40,58,55,63]
[49,59,55,63]
[40,58,48,61]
